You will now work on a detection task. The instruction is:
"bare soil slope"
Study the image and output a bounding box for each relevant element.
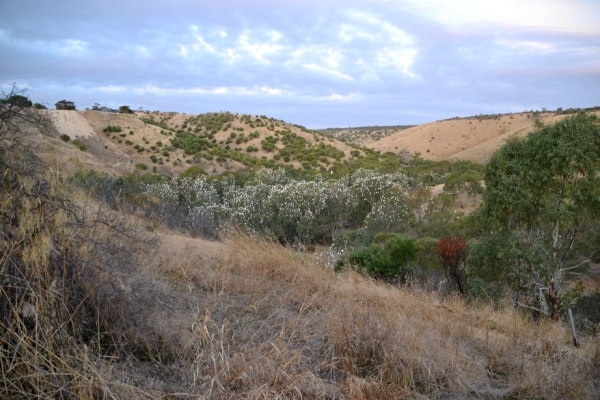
[47,110,95,139]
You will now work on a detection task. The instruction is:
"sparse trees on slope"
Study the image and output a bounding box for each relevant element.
[469,112,600,319]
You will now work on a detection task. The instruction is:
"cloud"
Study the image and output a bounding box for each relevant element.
[0,0,598,127]
[399,0,600,34]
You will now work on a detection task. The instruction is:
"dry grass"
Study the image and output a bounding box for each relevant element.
[0,159,597,397]
[131,232,599,399]
[1,161,597,398]
[368,111,600,163]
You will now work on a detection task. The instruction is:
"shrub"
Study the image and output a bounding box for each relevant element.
[135,163,148,170]
[103,125,122,133]
[59,133,71,142]
[178,165,208,179]
[72,139,86,151]
[336,234,417,282]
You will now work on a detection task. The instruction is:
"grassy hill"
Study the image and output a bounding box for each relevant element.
[367,109,600,163]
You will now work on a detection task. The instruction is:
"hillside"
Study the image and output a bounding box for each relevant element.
[317,125,415,145]
[46,110,359,177]
[367,110,600,163]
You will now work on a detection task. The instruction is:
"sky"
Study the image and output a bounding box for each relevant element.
[1,0,599,127]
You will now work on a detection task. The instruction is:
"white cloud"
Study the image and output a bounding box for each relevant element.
[496,39,555,53]
[98,85,125,92]
[260,87,284,95]
[237,30,283,63]
[303,63,355,80]
[399,0,600,34]
[57,39,86,54]
[376,47,418,77]
[190,26,216,52]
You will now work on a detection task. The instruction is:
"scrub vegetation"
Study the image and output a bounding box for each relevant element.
[2,87,600,398]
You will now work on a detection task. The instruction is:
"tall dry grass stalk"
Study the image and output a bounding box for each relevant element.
[0,167,161,398]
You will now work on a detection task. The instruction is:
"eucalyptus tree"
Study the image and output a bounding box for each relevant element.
[469,112,600,319]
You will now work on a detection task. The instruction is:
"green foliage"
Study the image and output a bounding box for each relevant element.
[178,165,208,180]
[72,139,86,151]
[469,112,600,318]
[59,134,70,142]
[55,100,76,110]
[335,234,417,282]
[33,103,47,109]
[334,229,374,251]
[1,94,33,107]
[103,125,122,133]
[261,135,279,151]
[135,163,147,170]
[415,237,442,271]
[118,105,134,114]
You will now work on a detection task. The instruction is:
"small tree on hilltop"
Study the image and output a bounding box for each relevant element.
[119,105,134,114]
[437,236,468,294]
[55,100,76,110]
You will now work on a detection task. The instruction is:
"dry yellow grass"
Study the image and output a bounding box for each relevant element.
[2,172,598,398]
[5,107,600,398]
[128,232,600,399]
[368,111,600,163]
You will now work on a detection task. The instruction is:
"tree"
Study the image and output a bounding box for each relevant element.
[0,94,33,107]
[55,99,76,110]
[469,112,600,319]
[0,86,48,173]
[438,236,468,294]
[119,105,134,114]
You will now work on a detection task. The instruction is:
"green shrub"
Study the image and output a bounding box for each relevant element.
[59,134,70,142]
[334,229,373,251]
[178,165,207,179]
[135,163,148,170]
[335,234,417,282]
[72,139,86,151]
[103,125,122,133]
[415,237,442,271]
